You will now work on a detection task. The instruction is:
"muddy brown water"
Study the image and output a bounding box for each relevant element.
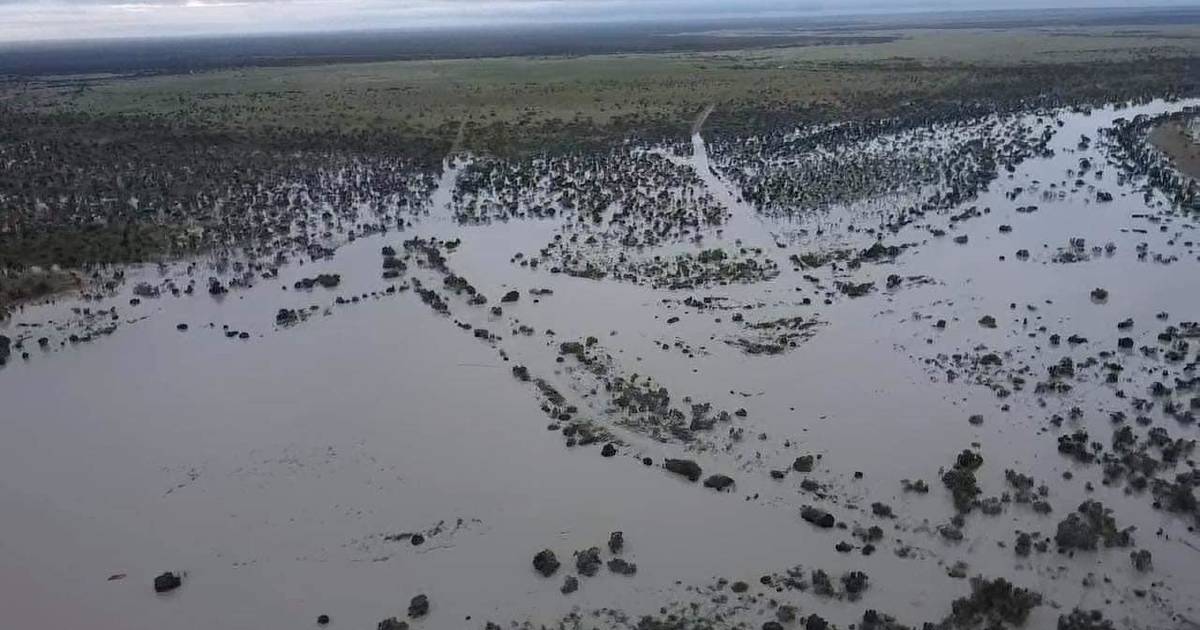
[2,99,1200,629]
[1151,117,1200,180]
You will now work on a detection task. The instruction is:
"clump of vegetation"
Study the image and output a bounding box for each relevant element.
[1057,609,1115,630]
[942,449,984,513]
[928,577,1042,629]
[1054,501,1134,551]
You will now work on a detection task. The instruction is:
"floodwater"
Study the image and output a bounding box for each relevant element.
[2,98,1200,630]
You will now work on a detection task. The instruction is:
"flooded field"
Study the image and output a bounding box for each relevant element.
[3,97,1200,630]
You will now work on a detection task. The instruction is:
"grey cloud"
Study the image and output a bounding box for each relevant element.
[0,0,1191,42]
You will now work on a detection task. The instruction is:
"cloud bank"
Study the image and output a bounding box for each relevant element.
[0,0,1189,42]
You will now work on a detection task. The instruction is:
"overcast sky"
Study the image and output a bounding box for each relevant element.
[0,0,1191,43]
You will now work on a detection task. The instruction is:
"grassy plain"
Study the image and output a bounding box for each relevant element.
[27,24,1200,153]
